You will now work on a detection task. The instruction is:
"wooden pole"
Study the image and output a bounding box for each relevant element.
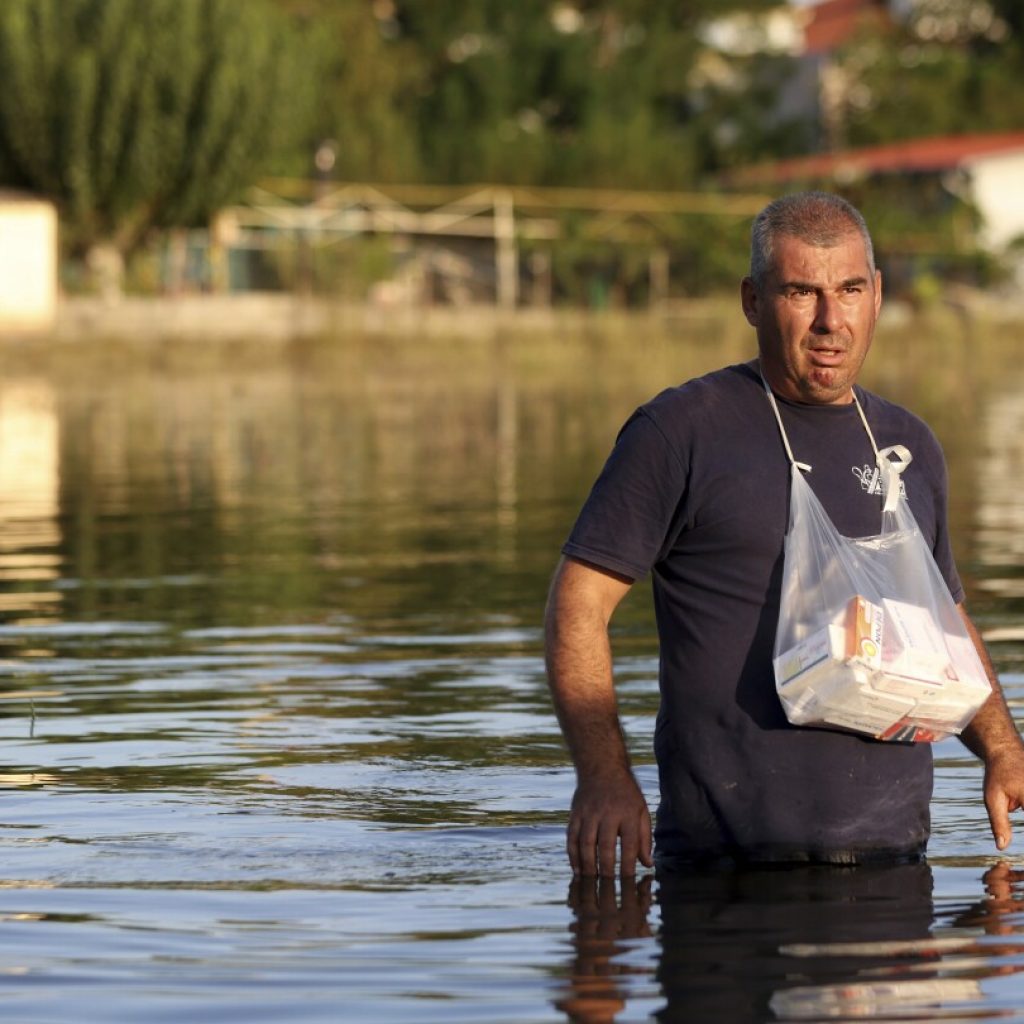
[494,189,518,310]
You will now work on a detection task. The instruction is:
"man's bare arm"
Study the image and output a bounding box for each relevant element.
[544,555,652,877]
[957,603,1024,851]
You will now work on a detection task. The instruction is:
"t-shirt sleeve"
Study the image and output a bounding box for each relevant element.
[562,408,687,581]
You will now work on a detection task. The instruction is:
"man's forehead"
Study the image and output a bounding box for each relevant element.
[769,231,873,280]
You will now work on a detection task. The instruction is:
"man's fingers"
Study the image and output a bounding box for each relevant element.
[597,820,618,877]
[620,808,654,875]
[566,813,581,874]
[576,817,599,876]
[568,812,600,876]
[986,787,1013,851]
[639,806,654,868]
[619,825,639,877]
[573,814,631,877]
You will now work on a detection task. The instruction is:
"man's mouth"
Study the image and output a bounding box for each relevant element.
[807,345,847,367]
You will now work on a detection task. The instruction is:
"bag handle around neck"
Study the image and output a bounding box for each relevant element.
[758,367,911,513]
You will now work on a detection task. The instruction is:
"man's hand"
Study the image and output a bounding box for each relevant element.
[957,604,1024,851]
[983,748,1024,851]
[568,773,653,877]
[545,556,649,877]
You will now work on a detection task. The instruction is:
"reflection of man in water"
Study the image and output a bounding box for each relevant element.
[557,864,1024,1024]
[545,191,1024,875]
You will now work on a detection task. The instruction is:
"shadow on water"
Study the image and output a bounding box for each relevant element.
[557,862,1024,1023]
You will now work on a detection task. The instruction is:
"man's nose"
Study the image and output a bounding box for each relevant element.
[812,293,842,334]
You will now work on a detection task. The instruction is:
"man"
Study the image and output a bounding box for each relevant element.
[545,190,1024,876]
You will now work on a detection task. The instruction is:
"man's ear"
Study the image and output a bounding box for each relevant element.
[740,277,759,327]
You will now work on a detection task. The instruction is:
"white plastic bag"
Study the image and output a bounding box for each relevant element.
[772,443,991,743]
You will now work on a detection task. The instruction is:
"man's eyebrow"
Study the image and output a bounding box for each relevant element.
[777,276,870,291]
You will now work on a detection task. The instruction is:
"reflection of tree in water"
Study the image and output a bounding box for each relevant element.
[555,862,1024,1023]
[32,326,1015,636]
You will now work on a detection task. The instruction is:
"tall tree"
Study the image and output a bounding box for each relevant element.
[0,0,307,254]
[271,0,422,183]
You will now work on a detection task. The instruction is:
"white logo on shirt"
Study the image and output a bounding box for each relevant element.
[852,463,906,498]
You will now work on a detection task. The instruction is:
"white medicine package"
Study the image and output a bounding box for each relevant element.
[772,444,991,744]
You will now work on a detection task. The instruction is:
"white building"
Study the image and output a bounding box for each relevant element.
[0,193,58,334]
[730,132,1024,258]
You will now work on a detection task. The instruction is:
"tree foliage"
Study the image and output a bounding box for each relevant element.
[272,0,779,190]
[272,0,422,181]
[825,0,1024,149]
[0,0,305,253]
[264,0,1024,189]
[1,0,1020,294]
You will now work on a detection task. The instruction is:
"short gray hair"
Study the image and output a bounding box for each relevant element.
[749,191,875,287]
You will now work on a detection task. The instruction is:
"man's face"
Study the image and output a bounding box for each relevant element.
[740,230,882,405]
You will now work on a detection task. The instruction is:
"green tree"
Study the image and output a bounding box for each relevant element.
[825,1,1024,149]
[386,0,778,189]
[271,0,422,182]
[0,0,308,255]
[263,0,787,191]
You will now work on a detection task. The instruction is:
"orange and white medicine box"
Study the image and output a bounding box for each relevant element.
[774,594,991,743]
[847,595,884,667]
[774,596,881,689]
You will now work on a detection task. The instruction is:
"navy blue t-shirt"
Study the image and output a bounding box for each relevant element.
[563,361,961,864]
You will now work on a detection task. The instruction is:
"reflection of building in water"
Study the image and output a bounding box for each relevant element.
[977,381,1024,603]
[0,379,61,614]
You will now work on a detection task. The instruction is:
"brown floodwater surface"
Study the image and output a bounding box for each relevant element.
[0,316,1022,1021]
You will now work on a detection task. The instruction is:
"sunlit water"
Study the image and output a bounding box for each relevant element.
[1,326,1024,1022]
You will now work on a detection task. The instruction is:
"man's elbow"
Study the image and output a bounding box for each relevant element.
[545,555,633,631]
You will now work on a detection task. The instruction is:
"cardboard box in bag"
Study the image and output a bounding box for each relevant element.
[774,597,916,735]
[774,595,989,742]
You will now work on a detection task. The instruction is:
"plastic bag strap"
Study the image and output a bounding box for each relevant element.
[876,443,913,512]
[850,393,912,512]
[759,370,912,509]
[759,373,812,474]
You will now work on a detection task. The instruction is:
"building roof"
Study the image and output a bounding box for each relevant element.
[802,0,890,55]
[731,132,1024,185]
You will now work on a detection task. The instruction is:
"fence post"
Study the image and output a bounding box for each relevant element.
[494,189,518,310]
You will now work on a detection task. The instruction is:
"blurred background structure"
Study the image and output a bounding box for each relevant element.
[0,0,1022,328]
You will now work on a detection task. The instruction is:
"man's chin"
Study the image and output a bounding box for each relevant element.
[801,369,853,405]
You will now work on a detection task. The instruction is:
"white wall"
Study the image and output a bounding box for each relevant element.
[965,150,1024,251]
[0,200,57,332]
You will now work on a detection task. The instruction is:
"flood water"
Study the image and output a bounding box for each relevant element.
[2,319,1024,1022]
